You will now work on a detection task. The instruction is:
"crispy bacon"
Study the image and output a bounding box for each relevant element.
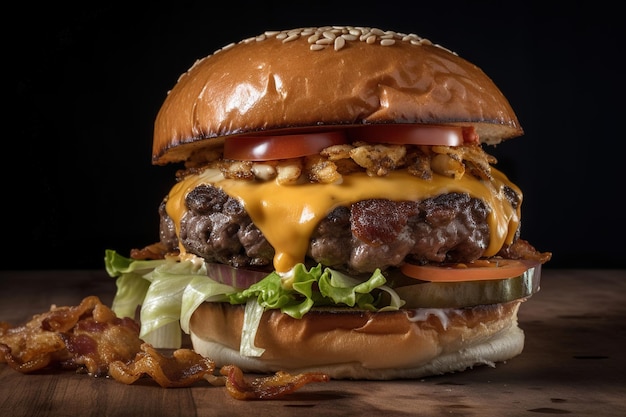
[0,296,330,400]
[221,365,330,400]
[130,241,172,260]
[60,305,143,375]
[108,343,215,387]
[0,295,138,374]
[498,238,553,264]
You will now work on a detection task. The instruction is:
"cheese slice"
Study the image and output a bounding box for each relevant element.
[166,168,520,273]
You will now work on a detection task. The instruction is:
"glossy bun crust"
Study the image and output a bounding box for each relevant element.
[153,26,522,165]
[189,300,525,380]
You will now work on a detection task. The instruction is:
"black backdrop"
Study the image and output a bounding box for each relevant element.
[4,1,624,270]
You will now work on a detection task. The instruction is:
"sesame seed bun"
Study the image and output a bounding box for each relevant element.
[189,299,525,379]
[152,26,522,165]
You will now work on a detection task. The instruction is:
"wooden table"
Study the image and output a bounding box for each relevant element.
[1,269,625,416]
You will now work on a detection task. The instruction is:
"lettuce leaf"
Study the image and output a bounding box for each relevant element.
[226,263,402,319]
[104,249,167,320]
[104,250,404,351]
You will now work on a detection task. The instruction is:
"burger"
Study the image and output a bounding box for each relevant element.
[105,26,551,380]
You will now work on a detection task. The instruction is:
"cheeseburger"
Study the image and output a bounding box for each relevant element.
[106,26,551,380]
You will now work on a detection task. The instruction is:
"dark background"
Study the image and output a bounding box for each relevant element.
[4,1,623,270]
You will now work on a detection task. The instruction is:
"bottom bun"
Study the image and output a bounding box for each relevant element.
[189,300,525,380]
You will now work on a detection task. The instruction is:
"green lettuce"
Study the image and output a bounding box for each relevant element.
[104,250,404,353]
[227,263,404,318]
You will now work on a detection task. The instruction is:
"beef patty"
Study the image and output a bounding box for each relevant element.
[159,184,519,274]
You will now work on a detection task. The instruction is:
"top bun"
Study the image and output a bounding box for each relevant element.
[153,26,522,165]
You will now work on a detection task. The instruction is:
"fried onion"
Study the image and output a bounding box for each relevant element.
[179,141,498,186]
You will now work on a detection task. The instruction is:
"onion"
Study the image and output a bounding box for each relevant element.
[206,263,269,289]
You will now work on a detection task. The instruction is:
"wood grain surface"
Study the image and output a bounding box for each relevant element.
[1,268,625,416]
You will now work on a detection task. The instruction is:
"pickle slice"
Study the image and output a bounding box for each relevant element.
[390,264,542,308]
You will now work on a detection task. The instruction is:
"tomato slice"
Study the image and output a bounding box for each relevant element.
[400,259,539,282]
[348,125,464,146]
[224,131,348,161]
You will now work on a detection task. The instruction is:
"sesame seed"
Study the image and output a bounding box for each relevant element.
[322,30,336,40]
[315,38,333,45]
[403,34,421,42]
[282,34,299,43]
[207,26,450,57]
[334,36,346,51]
[307,33,320,43]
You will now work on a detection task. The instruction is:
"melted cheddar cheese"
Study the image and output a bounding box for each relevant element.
[166,168,521,273]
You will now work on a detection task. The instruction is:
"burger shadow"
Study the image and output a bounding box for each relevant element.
[480,311,625,387]
[276,390,349,403]
[274,388,419,417]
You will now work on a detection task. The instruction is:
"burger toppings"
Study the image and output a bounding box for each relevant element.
[165,139,523,274]
[391,269,542,309]
[115,126,546,353]
[221,125,471,163]
[104,250,404,355]
[223,131,348,161]
[399,258,542,282]
[348,124,472,146]
[205,262,269,288]
[185,126,487,184]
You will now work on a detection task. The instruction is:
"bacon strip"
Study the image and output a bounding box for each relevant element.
[61,305,143,375]
[108,343,215,387]
[0,296,330,400]
[0,296,137,375]
[221,365,330,400]
[498,238,553,264]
